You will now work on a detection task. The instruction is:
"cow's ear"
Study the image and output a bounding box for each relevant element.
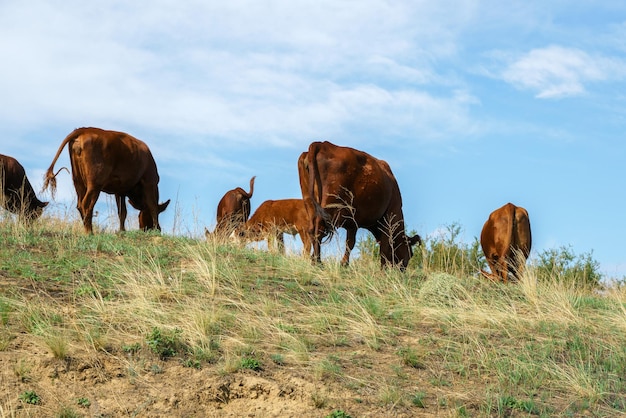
[158,199,171,213]
[408,234,421,247]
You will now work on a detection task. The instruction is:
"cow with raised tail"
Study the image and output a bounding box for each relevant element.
[480,202,532,283]
[298,141,420,270]
[213,176,256,238]
[43,127,170,234]
[0,154,48,222]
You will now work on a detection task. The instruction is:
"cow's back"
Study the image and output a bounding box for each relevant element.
[70,128,154,192]
[310,142,394,225]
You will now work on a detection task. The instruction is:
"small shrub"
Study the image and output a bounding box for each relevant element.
[19,390,41,405]
[181,358,202,369]
[77,397,91,407]
[411,391,427,408]
[325,410,352,418]
[535,245,602,288]
[240,357,261,371]
[146,327,184,359]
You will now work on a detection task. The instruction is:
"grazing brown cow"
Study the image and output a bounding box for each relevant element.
[214,176,256,237]
[480,202,532,283]
[43,127,170,234]
[243,198,313,255]
[299,141,420,270]
[0,154,48,221]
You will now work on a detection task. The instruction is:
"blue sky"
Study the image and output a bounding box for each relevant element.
[1,1,625,278]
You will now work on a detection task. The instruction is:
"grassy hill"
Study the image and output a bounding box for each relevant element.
[0,215,625,417]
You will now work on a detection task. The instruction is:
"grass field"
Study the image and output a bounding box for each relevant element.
[0,213,625,417]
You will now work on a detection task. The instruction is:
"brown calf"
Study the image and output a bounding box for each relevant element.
[243,198,312,255]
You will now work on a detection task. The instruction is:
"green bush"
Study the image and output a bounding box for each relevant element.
[535,245,602,288]
[146,327,184,359]
[410,223,485,276]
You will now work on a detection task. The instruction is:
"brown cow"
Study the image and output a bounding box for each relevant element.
[242,198,313,255]
[299,141,420,270]
[480,202,532,283]
[0,154,48,221]
[43,127,170,234]
[214,176,255,237]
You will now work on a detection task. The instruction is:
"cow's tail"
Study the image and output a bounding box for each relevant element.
[42,129,81,198]
[306,142,332,234]
[245,176,256,199]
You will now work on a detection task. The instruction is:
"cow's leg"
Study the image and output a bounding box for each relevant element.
[299,227,311,257]
[115,194,127,232]
[277,232,285,254]
[73,177,87,221]
[311,218,322,264]
[341,227,357,266]
[495,257,508,283]
[80,188,100,234]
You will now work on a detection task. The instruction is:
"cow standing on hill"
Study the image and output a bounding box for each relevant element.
[243,198,313,255]
[298,141,420,270]
[480,202,532,283]
[0,154,48,222]
[43,127,170,234]
[213,176,256,237]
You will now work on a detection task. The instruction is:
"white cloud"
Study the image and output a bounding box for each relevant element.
[0,0,481,151]
[501,45,626,99]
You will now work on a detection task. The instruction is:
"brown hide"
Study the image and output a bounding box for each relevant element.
[298,141,420,270]
[43,127,169,233]
[244,198,312,255]
[215,176,255,236]
[0,154,48,221]
[480,202,532,283]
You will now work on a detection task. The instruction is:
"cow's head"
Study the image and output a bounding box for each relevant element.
[380,232,421,271]
[136,199,171,231]
[26,199,49,222]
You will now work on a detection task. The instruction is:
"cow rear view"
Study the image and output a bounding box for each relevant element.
[480,202,532,283]
[43,127,170,234]
[214,176,256,238]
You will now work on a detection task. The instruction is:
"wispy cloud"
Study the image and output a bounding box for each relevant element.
[0,0,479,152]
[501,45,626,99]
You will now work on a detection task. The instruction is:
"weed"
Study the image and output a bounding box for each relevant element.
[19,390,41,405]
[56,405,81,418]
[325,410,352,418]
[397,346,425,369]
[411,391,427,408]
[122,342,142,355]
[146,327,184,359]
[77,397,91,407]
[270,353,285,365]
[46,333,69,359]
[311,391,327,409]
[240,357,261,371]
[181,358,202,369]
[13,359,31,382]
